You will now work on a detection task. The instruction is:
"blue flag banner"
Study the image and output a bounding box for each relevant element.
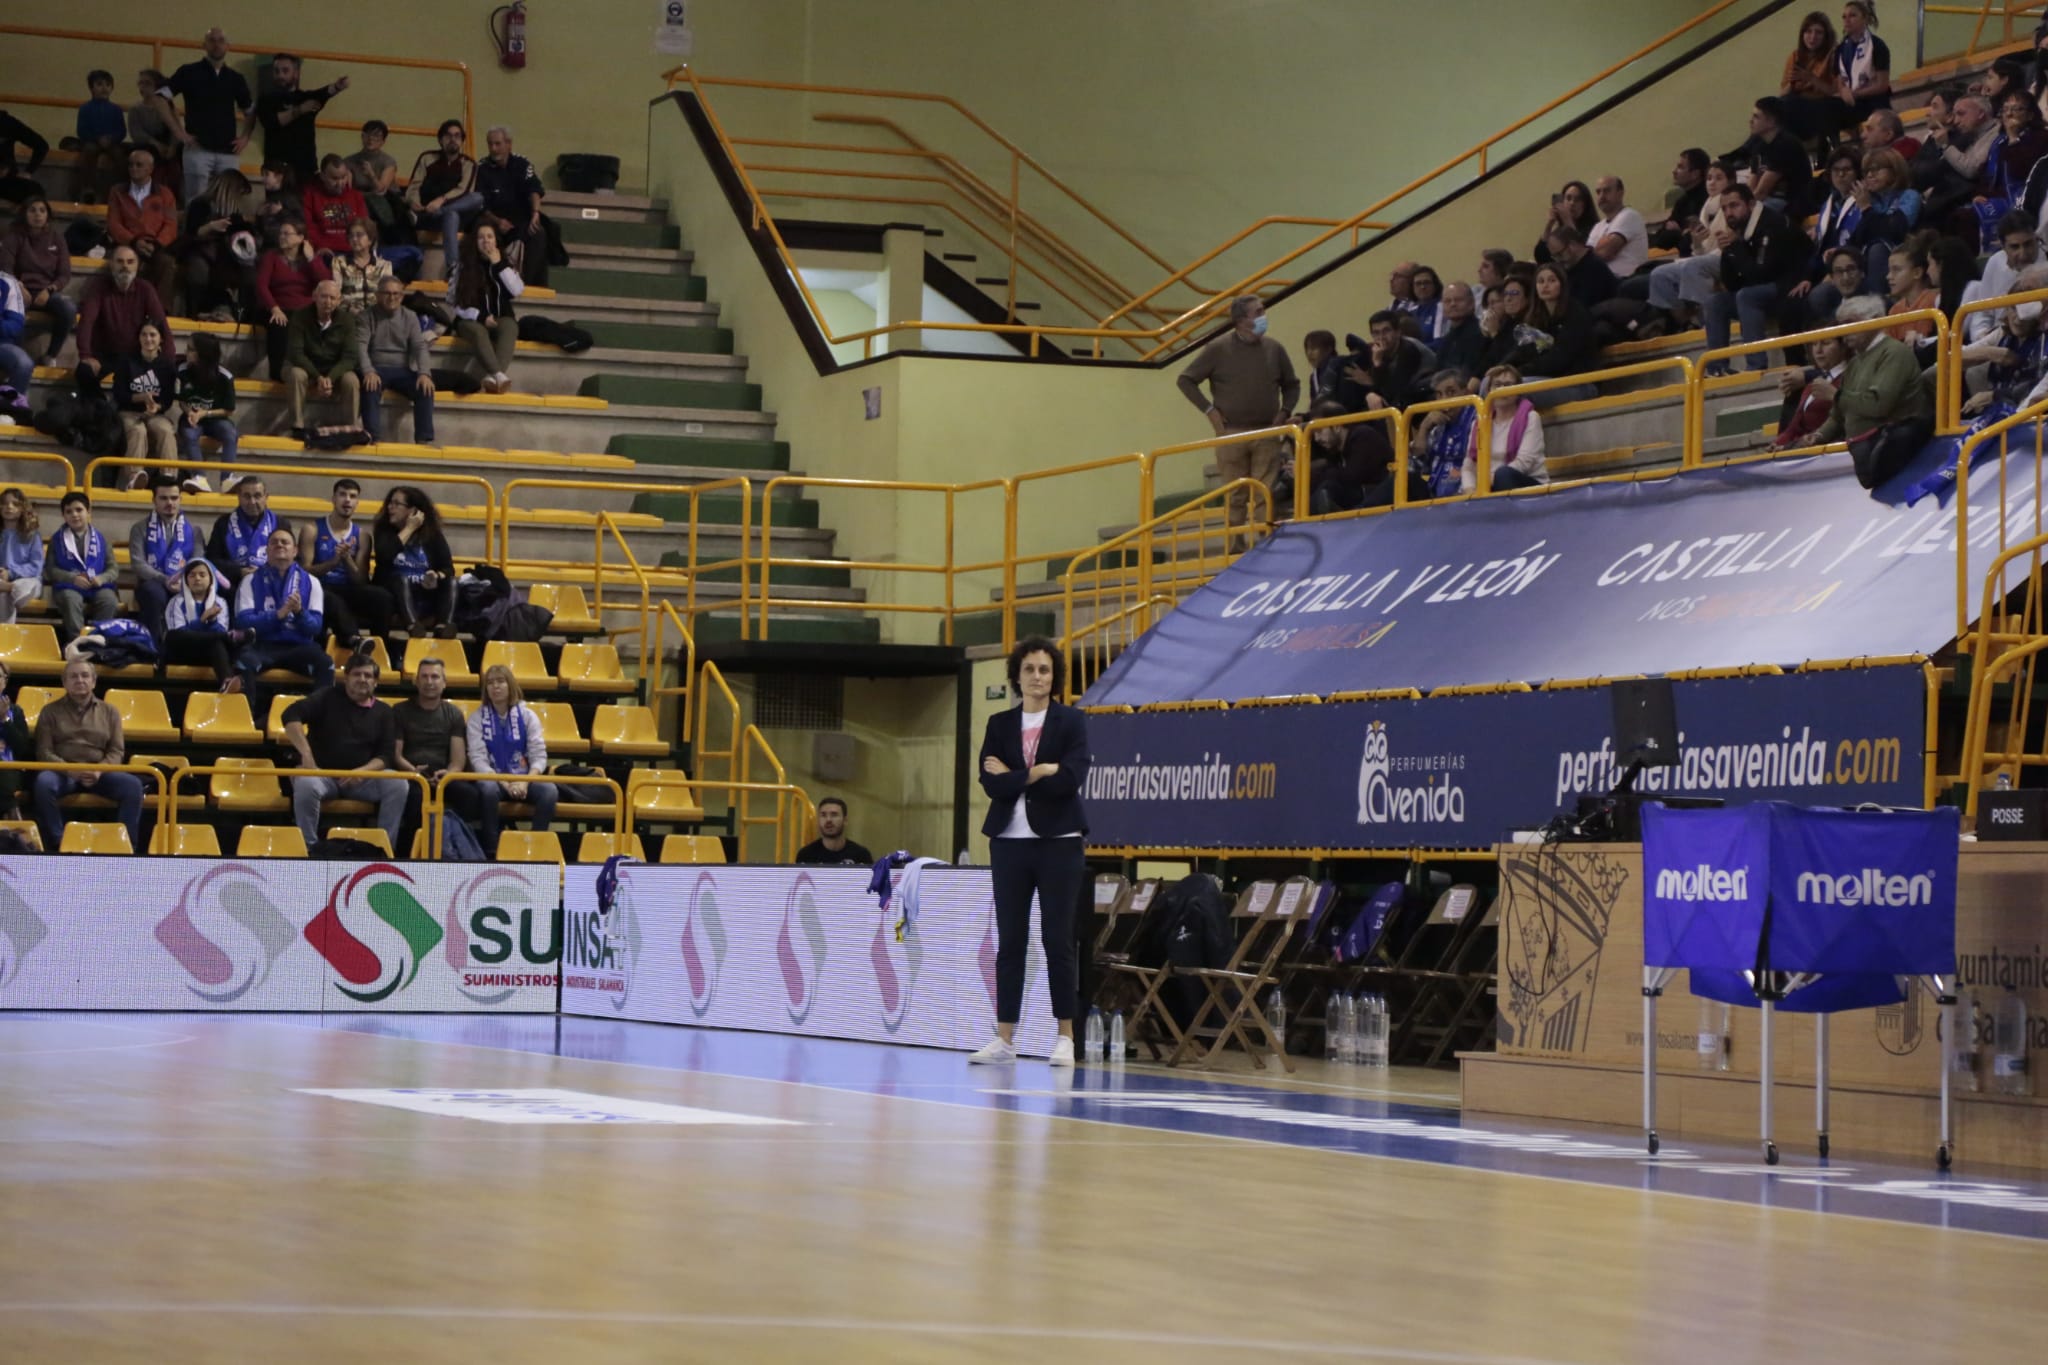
[1643,803,1958,1015]
[1083,441,2043,706]
[1084,666,1924,851]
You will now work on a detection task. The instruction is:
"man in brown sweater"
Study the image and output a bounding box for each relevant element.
[32,657,147,850]
[1176,295,1300,546]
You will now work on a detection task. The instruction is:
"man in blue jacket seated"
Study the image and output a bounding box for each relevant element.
[232,527,332,696]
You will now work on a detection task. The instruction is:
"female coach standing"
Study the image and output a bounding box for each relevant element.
[968,636,1090,1067]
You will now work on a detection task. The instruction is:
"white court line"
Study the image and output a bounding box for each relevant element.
[0,1301,1588,1363]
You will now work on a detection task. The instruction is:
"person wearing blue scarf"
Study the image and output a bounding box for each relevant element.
[231,526,332,696]
[205,476,280,589]
[162,557,236,688]
[301,477,391,647]
[42,491,118,643]
[0,659,32,821]
[126,476,200,644]
[464,663,557,858]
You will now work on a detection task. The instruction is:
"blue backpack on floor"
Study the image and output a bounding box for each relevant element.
[438,813,487,861]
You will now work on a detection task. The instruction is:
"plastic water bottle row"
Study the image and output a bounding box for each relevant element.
[1082,1006,1126,1062]
[1326,991,1389,1068]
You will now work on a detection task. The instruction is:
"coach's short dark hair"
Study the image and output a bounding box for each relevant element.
[1006,635,1063,690]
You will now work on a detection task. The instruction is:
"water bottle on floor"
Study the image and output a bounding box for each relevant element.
[1108,1009,1125,1065]
[1951,988,1980,1093]
[1340,992,1360,1065]
[1325,996,1342,1063]
[1371,995,1390,1069]
[1084,1006,1105,1062]
[1267,988,1287,1057]
[1995,988,2031,1096]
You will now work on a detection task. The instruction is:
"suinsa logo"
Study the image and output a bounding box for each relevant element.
[565,872,643,1014]
[442,867,558,1005]
[1795,868,1936,907]
[0,867,49,991]
[304,864,443,1003]
[1654,864,1752,902]
[1356,720,1466,826]
[154,863,296,1003]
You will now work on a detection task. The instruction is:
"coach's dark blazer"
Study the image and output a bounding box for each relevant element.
[977,701,1090,839]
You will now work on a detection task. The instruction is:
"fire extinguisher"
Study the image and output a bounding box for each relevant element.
[490,2,528,70]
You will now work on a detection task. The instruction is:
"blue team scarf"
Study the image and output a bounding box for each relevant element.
[248,561,314,618]
[144,513,196,578]
[50,526,109,579]
[314,518,359,588]
[478,702,530,775]
[1906,402,2016,506]
[1423,409,1477,497]
[224,509,279,569]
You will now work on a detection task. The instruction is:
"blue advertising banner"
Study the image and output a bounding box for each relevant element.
[1083,666,1923,851]
[1083,442,2041,706]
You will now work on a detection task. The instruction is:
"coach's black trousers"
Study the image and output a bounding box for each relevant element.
[990,836,1085,1024]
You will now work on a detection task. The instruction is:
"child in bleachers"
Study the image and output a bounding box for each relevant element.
[73,70,125,204]
[44,491,119,643]
[175,333,240,490]
[161,557,237,690]
[0,488,42,624]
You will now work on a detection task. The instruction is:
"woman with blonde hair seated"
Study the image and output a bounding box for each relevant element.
[467,662,557,856]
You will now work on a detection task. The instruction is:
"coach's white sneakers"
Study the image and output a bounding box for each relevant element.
[1048,1036,1075,1067]
[967,1037,1017,1064]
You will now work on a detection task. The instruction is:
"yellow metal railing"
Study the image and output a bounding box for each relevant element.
[1919,1,2048,64]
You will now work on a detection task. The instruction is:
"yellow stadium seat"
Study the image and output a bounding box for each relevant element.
[496,830,565,865]
[576,832,647,863]
[60,822,133,854]
[660,834,726,865]
[592,704,668,758]
[0,820,42,850]
[149,824,223,856]
[557,642,631,693]
[529,701,589,754]
[237,825,309,858]
[13,685,57,728]
[631,771,706,824]
[323,826,394,856]
[481,641,551,689]
[0,624,63,676]
[183,691,262,745]
[266,694,304,743]
[526,583,599,633]
[210,757,290,814]
[106,691,179,744]
[401,637,478,687]
[129,754,203,812]
[328,635,393,674]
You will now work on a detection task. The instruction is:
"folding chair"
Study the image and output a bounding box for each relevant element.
[1105,873,1232,1064]
[1089,876,1164,1012]
[1376,882,1484,1064]
[1403,893,1500,1066]
[1171,877,1317,1072]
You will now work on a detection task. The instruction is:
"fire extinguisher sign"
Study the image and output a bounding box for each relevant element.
[657,0,694,56]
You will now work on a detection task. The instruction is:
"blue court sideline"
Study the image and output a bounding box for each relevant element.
[234,1011,2048,1243]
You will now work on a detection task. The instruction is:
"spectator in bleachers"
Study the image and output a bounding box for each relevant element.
[234,526,332,694]
[74,70,126,204]
[1300,330,1343,410]
[452,221,525,395]
[467,663,559,859]
[0,490,42,626]
[1963,263,2048,412]
[1476,249,1515,295]
[1463,365,1548,493]
[107,147,182,307]
[1834,1,1892,129]
[1645,149,1712,257]
[285,279,365,444]
[303,155,369,259]
[1884,234,1940,341]
[1405,266,1447,341]
[181,170,261,324]
[1983,56,2029,111]
[302,478,389,648]
[1368,369,1476,507]
[1637,160,1734,337]
[76,245,174,399]
[1587,177,1649,281]
[1433,282,1486,378]
[256,162,301,250]
[1342,311,1435,412]
[1780,11,1841,143]
[1504,263,1599,407]
[1731,98,1812,217]
[32,656,144,852]
[257,54,348,188]
[1929,95,1996,224]
[1385,262,1418,316]
[1813,294,1933,488]
[158,28,256,205]
[1974,94,2048,248]
[392,656,474,854]
[346,121,410,243]
[160,558,234,690]
[1534,182,1596,265]
[44,492,118,643]
[373,485,457,637]
[0,109,49,206]
[1293,400,1393,514]
[1965,212,2040,342]
[0,660,29,820]
[794,797,873,867]
[1860,108,1920,160]
[256,219,330,382]
[112,321,178,488]
[0,269,28,399]
[1772,334,1849,450]
[1540,226,1616,309]
[0,198,73,359]
[1804,247,1877,330]
[282,653,402,849]
[127,478,200,644]
[1848,147,1921,283]
[360,276,436,446]
[407,120,480,281]
[207,477,279,589]
[127,70,179,195]
[1911,88,1964,190]
[475,127,549,287]
[333,220,392,315]
[1791,149,1865,324]
[1477,275,1533,370]
[1703,184,1812,375]
[175,332,239,488]
[1175,295,1299,548]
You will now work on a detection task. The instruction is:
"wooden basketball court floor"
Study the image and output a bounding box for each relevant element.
[3,1012,2046,1363]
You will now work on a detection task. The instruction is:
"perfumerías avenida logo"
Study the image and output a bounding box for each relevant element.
[304,864,445,1003]
[155,862,296,1003]
[1356,720,1466,826]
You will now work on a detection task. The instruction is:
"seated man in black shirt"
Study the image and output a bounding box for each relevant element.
[283,653,405,849]
[794,796,874,867]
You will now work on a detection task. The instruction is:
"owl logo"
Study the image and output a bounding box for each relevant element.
[1357,720,1390,824]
